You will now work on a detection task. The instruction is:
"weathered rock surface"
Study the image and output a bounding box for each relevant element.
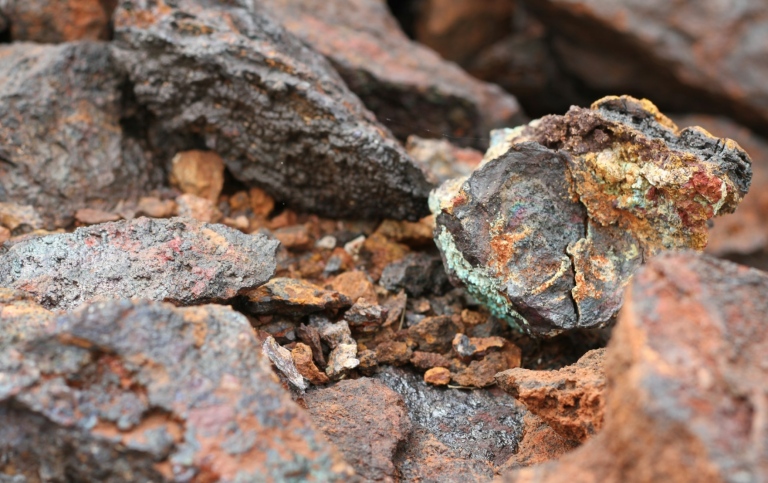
[0,217,278,311]
[242,277,351,317]
[497,349,605,442]
[169,150,225,203]
[305,378,411,482]
[503,252,768,482]
[432,96,752,335]
[499,412,579,471]
[0,299,354,482]
[406,136,483,185]
[3,0,116,42]
[0,289,54,347]
[0,42,162,229]
[263,0,522,149]
[112,0,432,221]
[379,252,449,298]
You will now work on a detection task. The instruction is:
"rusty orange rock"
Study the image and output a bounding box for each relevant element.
[169,150,225,203]
[424,367,451,386]
[5,0,115,43]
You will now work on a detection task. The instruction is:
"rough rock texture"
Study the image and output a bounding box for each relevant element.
[3,0,116,42]
[499,412,579,471]
[406,136,483,185]
[0,202,44,235]
[263,0,522,149]
[242,278,351,316]
[0,289,54,347]
[503,252,768,482]
[0,42,162,229]
[112,0,432,221]
[523,0,768,134]
[169,150,225,203]
[380,252,449,298]
[0,217,278,311]
[304,378,411,482]
[0,300,355,482]
[497,349,606,442]
[432,96,752,335]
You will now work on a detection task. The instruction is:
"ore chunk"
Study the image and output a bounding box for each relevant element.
[112,0,432,221]
[0,42,162,229]
[242,278,351,317]
[502,252,768,482]
[0,217,279,311]
[0,300,354,482]
[3,0,115,42]
[379,252,450,298]
[433,96,752,336]
[263,0,522,149]
[263,336,308,391]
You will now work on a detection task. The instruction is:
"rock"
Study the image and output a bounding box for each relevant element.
[175,194,223,223]
[136,196,177,219]
[242,278,351,317]
[0,227,9,244]
[0,202,44,235]
[343,299,388,331]
[263,336,308,391]
[0,217,278,311]
[263,0,522,149]
[292,342,329,385]
[432,96,752,336]
[272,225,313,251]
[424,367,451,386]
[329,270,379,304]
[499,412,579,471]
[0,42,162,229]
[410,350,451,370]
[296,324,327,368]
[4,0,115,42]
[379,252,450,298]
[374,215,436,248]
[304,378,411,482]
[169,150,225,203]
[409,315,458,353]
[375,340,414,366]
[451,351,519,388]
[0,299,354,482]
[452,334,507,358]
[112,0,432,221]
[357,349,379,376]
[503,252,768,482]
[326,340,360,379]
[406,136,484,185]
[359,234,409,281]
[497,349,606,442]
[249,187,276,218]
[0,289,54,347]
[74,208,121,225]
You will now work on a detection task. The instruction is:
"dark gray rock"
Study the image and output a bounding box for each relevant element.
[379,252,450,298]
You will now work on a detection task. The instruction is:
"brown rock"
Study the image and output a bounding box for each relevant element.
[0,299,354,481]
[136,196,177,218]
[453,334,507,358]
[272,224,313,251]
[500,412,579,471]
[0,289,54,347]
[0,227,9,244]
[406,136,484,185]
[451,351,517,388]
[291,343,329,385]
[503,252,768,482]
[175,193,223,223]
[74,208,121,225]
[263,336,307,391]
[374,215,436,248]
[343,299,388,331]
[409,315,459,353]
[424,367,451,386]
[243,278,351,317]
[375,340,413,366]
[249,187,276,218]
[305,378,411,482]
[328,270,379,305]
[169,150,225,203]
[0,202,44,235]
[359,233,409,282]
[5,0,115,42]
[410,350,451,370]
[296,324,326,368]
[497,349,606,442]
[357,349,379,375]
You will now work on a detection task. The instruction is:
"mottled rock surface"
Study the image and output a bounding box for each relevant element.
[503,252,768,482]
[497,349,605,442]
[0,300,354,482]
[433,96,752,335]
[0,289,54,347]
[305,378,411,482]
[112,0,432,221]
[0,42,162,229]
[0,217,278,311]
[3,0,115,42]
[242,277,351,316]
[264,0,522,148]
[499,412,579,471]
[406,136,483,185]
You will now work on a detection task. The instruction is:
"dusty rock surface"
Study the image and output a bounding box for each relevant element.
[0,42,162,229]
[433,96,752,336]
[242,277,351,316]
[0,217,278,310]
[497,349,605,442]
[2,0,116,42]
[304,378,411,482]
[0,289,54,347]
[112,0,432,221]
[169,150,226,203]
[0,299,354,482]
[502,252,768,482]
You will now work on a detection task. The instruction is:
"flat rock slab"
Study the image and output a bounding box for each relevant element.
[502,252,768,482]
[0,217,278,311]
[112,0,432,221]
[263,0,522,149]
[0,42,162,229]
[0,299,354,482]
[432,96,752,336]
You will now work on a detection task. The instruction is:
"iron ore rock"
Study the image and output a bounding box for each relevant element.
[0,217,279,311]
[432,96,752,336]
[502,252,768,483]
[2,0,116,43]
[111,0,432,221]
[0,299,354,482]
[0,42,162,229]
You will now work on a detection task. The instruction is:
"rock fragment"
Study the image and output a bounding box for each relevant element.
[296,324,327,368]
[292,343,329,386]
[4,0,115,42]
[263,336,308,391]
[174,194,222,223]
[380,252,450,298]
[406,136,484,185]
[343,299,388,331]
[0,299,354,482]
[112,0,432,221]
[0,217,278,311]
[432,96,752,335]
[0,203,44,235]
[409,315,459,353]
[500,412,579,471]
[305,378,411,482]
[0,42,162,229]
[424,367,451,386]
[169,150,225,203]
[243,278,351,317]
[0,289,54,347]
[497,349,606,442]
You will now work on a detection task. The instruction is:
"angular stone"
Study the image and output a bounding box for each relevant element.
[410,350,451,370]
[74,208,122,225]
[452,334,507,358]
[432,96,752,336]
[0,299,354,481]
[375,340,413,367]
[243,278,351,317]
[305,378,411,482]
[409,315,458,353]
[175,194,222,223]
[112,0,432,221]
[373,215,436,248]
[343,299,388,331]
[291,343,329,386]
[451,351,518,388]
[0,289,54,347]
[296,324,327,368]
[0,42,162,229]
[406,136,484,185]
[497,349,606,442]
[424,367,451,386]
[500,412,579,471]
[4,0,115,42]
[380,252,450,298]
[169,150,225,203]
[263,0,522,149]
[0,217,278,311]
[0,202,44,235]
[262,336,307,392]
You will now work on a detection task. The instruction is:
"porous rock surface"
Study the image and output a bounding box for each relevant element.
[0,42,162,229]
[432,96,752,336]
[2,0,116,42]
[0,299,354,482]
[0,289,54,347]
[112,0,432,221]
[502,252,768,482]
[0,217,279,311]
